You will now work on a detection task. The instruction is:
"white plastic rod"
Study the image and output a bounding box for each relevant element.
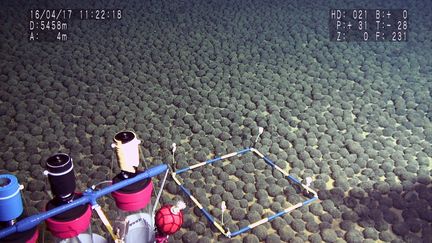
[93,204,118,241]
[152,168,170,216]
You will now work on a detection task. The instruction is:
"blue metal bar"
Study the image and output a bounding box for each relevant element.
[175,148,252,175]
[199,207,215,223]
[263,156,301,184]
[229,203,305,238]
[205,157,222,164]
[237,148,252,155]
[175,157,222,175]
[287,175,301,184]
[267,209,289,221]
[178,184,192,197]
[229,226,251,238]
[262,156,276,167]
[175,167,190,175]
[178,184,214,222]
[0,164,168,239]
[302,197,318,206]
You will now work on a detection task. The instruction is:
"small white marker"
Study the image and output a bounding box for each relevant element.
[255,127,264,143]
[221,201,226,225]
[305,177,312,187]
[172,143,177,171]
[172,143,177,153]
[171,201,186,214]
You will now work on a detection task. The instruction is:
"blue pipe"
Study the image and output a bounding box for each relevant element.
[0,164,168,239]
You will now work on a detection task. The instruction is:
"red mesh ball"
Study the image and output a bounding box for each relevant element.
[155,204,184,235]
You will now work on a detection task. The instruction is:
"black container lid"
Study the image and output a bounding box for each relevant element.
[45,153,76,200]
[114,131,135,144]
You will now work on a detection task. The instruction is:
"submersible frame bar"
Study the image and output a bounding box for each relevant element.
[172,147,318,238]
[0,164,168,239]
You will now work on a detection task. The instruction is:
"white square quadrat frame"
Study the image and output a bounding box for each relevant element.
[171,147,319,238]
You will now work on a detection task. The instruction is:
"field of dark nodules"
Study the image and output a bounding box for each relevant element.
[0,0,431,242]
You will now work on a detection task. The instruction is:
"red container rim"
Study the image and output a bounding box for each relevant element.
[112,180,153,211]
[46,204,92,239]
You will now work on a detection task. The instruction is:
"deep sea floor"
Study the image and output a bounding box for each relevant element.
[0,0,431,242]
